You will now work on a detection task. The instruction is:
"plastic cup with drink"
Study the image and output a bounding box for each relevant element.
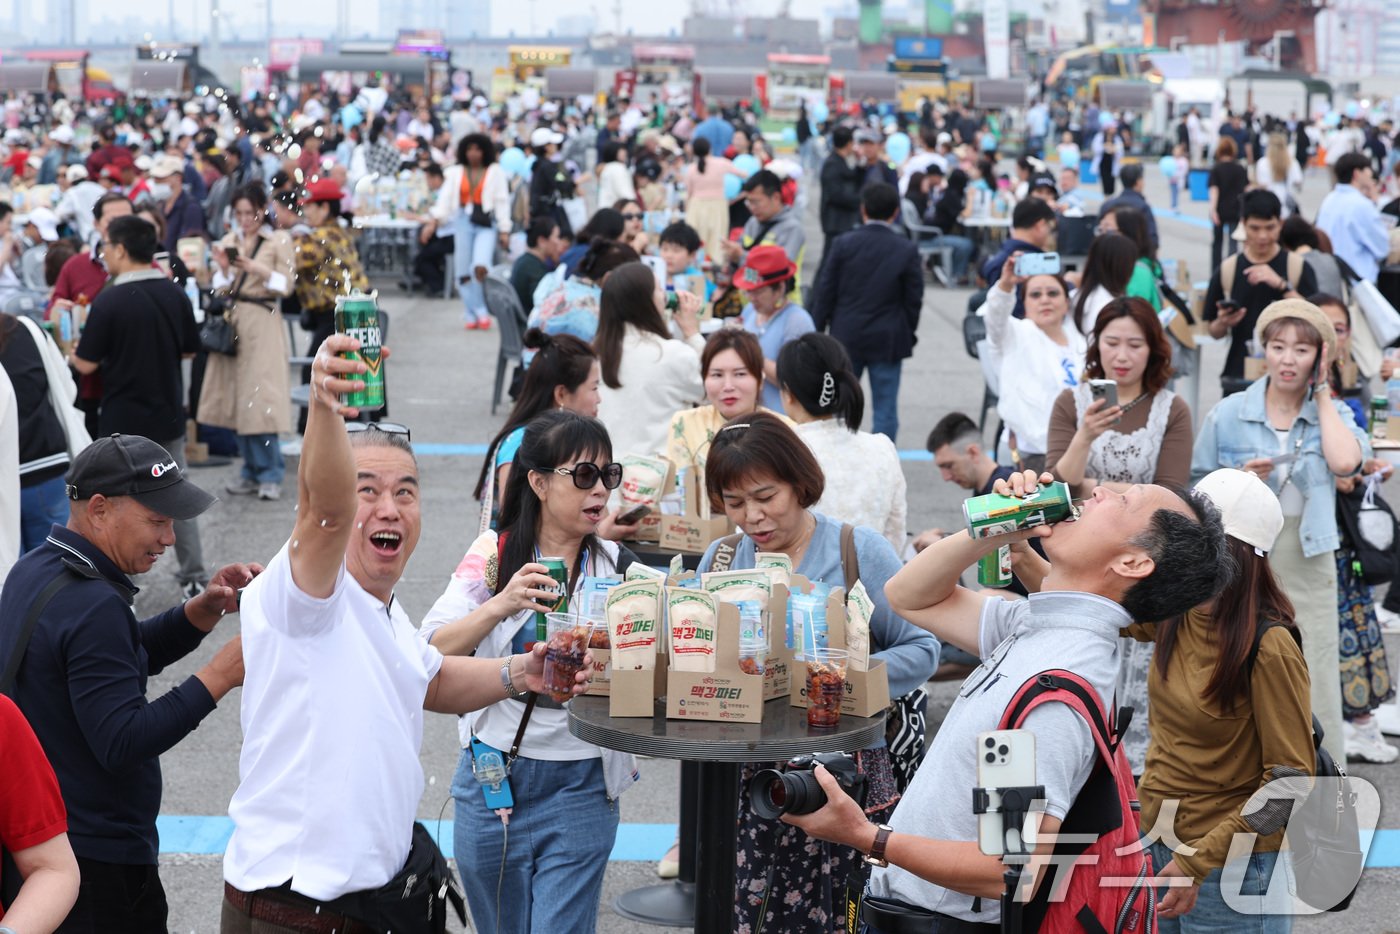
[543,612,595,703]
[806,648,848,730]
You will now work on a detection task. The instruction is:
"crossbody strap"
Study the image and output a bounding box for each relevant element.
[222,235,266,308]
[507,693,538,763]
[0,565,82,695]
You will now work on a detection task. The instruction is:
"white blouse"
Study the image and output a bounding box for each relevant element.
[795,418,907,553]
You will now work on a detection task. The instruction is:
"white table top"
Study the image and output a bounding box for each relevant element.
[353,215,421,230]
[962,216,1012,228]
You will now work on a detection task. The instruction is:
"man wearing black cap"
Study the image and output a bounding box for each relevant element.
[0,434,253,933]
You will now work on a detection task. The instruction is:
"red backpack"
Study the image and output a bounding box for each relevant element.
[998,670,1156,934]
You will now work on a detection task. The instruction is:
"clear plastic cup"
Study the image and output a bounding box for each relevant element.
[543,613,595,703]
[806,648,849,729]
[739,637,766,676]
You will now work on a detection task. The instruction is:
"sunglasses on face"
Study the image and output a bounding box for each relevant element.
[620,212,644,221]
[346,421,412,441]
[543,461,624,490]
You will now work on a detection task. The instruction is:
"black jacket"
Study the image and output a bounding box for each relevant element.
[810,222,924,364]
[819,152,862,236]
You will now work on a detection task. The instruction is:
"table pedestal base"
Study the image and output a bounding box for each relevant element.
[694,761,740,934]
[612,881,695,927]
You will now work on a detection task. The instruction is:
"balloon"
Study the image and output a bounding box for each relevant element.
[780,127,797,145]
[723,173,743,200]
[812,102,829,124]
[1158,154,1177,178]
[886,131,911,165]
[339,104,362,129]
[733,154,761,178]
[1324,111,1341,127]
[499,147,528,178]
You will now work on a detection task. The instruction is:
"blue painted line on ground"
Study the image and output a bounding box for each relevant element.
[402,442,935,462]
[154,817,1400,868]
[1079,192,1214,231]
[157,816,677,862]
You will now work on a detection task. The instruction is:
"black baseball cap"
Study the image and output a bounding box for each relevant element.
[1030,172,1059,195]
[66,435,217,521]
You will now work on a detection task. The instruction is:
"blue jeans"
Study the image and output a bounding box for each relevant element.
[1149,841,1293,932]
[928,233,976,280]
[236,432,285,485]
[451,749,618,934]
[20,474,68,553]
[850,359,902,442]
[1170,182,1181,210]
[455,216,497,324]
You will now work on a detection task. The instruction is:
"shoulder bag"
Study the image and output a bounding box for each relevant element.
[201,238,268,356]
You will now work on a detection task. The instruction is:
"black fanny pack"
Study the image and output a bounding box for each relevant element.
[862,894,998,934]
[333,823,466,933]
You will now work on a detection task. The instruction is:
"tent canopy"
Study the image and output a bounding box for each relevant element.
[0,63,53,93]
[129,61,187,94]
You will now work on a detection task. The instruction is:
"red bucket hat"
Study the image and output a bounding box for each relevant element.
[733,245,797,291]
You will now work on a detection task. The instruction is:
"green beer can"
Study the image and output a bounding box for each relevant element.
[334,291,385,412]
[535,557,570,642]
[963,481,1075,540]
[977,544,1013,587]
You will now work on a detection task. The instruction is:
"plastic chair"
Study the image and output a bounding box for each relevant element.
[901,197,956,287]
[482,272,527,415]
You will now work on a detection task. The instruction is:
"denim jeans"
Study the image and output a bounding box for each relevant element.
[928,233,977,279]
[451,749,618,934]
[455,216,497,324]
[1149,841,1293,932]
[1211,221,1239,273]
[236,432,285,485]
[1170,182,1181,210]
[20,474,68,553]
[159,436,206,585]
[850,359,902,442]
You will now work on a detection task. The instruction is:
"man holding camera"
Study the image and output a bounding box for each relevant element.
[781,471,1230,932]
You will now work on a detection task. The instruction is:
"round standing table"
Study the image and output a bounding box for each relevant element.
[569,696,885,933]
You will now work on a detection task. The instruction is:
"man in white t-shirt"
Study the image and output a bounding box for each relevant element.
[779,471,1230,931]
[221,335,592,931]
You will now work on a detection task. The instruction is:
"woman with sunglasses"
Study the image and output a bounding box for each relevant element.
[697,412,939,934]
[420,410,637,934]
[612,198,651,255]
[980,252,1086,473]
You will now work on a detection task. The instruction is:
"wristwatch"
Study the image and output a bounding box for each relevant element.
[864,823,894,868]
[500,655,528,700]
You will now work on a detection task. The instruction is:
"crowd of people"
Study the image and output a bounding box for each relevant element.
[0,76,1396,934]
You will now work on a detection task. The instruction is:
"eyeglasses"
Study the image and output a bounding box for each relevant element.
[620,212,644,221]
[542,461,624,490]
[346,421,412,441]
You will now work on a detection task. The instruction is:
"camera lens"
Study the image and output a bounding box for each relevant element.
[747,768,829,819]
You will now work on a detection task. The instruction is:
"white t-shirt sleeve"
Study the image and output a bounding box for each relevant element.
[1023,704,1097,821]
[978,596,1026,659]
[254,541,347,637]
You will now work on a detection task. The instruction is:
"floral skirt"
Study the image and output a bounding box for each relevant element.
[1337,548,1395,718]
[734,747,899,934]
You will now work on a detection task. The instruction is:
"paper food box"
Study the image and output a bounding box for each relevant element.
[619,453,675,544]
[586,578,668,717]
[659,466,734,555]
[788,584,891,719]
[665,592,765,723]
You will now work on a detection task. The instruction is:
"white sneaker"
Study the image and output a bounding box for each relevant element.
[1379,704,1400,737]
[258,482,282,501]
[1345,718,1400,764]
[1376,604,1400,633]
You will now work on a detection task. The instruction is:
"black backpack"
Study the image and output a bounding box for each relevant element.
[1248,623,1363,912]
[1336,476,1398,586]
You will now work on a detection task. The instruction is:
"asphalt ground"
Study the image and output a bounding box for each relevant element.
[129,159,1400,932]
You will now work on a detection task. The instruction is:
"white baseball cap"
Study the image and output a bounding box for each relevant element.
[1193,468,1284,555]
[65,164,89,183]
[25,207,60,242]
[530,127,563,147]
[50,125,75,145]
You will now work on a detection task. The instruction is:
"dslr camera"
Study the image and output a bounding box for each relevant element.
[747,752,869,819]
